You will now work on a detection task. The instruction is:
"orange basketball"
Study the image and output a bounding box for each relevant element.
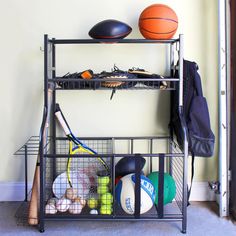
[139,4,178,40]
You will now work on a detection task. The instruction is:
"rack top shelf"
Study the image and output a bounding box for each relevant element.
[48,38,180,45]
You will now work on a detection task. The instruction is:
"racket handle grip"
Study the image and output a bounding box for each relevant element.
[55,111,70,135]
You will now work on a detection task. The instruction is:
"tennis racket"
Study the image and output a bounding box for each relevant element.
[55,104,110,175]
[66,141,94,187]
[28,83,54,225]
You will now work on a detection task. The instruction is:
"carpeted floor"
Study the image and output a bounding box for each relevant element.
[0,202,235,236]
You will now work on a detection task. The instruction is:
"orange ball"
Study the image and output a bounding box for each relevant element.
[139,4,178,40]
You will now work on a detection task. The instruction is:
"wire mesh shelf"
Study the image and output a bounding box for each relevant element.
[14,136,51,157]
[14,136,40,156]
[51,77,177,91]
[15,201,29,226]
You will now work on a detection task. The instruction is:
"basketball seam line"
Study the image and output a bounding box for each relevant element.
[140,27,177,35]
[140,17,178,24]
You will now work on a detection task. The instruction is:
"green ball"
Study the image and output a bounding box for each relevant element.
[97,185,109,195]
[87,198,98,209]
[147,171,176,205]
[98,176,110,185]
[100,205,113,215]
[101,193,113,205]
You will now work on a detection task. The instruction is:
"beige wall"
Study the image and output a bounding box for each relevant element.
[0,0,218,183]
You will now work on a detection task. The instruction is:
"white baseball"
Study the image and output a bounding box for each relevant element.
[56,197,71,212]
[65,188,78,200]
[90,209,98,215]
[45,203,57,214]
[69,202,83,214]
[74,197,86,207]
[80,198,87,207]
[74,197,81,203]
[47,197,58,205]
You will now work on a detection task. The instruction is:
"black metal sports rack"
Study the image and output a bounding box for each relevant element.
[15,35,188,233]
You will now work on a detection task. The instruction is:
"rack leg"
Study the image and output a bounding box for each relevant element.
[24,145,28,202]
[158,154,165,218]
[149,139,153,173]
[112,154,116,216]
[134,154,141,218]
[39,223,45,233]
[181,220,187,234]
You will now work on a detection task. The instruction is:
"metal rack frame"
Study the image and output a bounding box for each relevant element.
[17,34,188,233]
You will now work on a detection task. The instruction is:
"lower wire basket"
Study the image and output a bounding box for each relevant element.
[43,137,185,220]
[14,136,186,226]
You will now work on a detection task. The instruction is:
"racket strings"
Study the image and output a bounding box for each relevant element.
[67,141,107,188]
[68,135,110,174]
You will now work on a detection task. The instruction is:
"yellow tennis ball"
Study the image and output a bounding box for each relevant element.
[101,193,113,205]
[98,176,110,185]
[100,205,113,215]
[87,198,98,209]
[97,185,109,195]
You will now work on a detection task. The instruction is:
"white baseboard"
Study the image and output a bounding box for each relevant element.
[189,182,216,201]
[0,182,32,201]
[0,181,215,202]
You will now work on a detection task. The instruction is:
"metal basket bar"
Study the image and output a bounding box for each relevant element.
[44,153,184,158]
[52,77,179,82]
[49,38,180,45]
[44,215,183,221]
[55,136,172,140]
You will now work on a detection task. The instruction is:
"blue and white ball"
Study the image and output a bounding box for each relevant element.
[115,174,156,214]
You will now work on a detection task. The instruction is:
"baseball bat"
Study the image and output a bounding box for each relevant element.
[28,84,54,225]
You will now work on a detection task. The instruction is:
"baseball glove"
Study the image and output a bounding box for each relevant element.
[128,68,168,89]
[98,66,137,88]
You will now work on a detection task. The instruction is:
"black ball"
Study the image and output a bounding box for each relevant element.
[115,156,146,177]
[88,19,132,39]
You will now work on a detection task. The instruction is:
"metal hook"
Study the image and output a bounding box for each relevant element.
[40,44,52,52]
